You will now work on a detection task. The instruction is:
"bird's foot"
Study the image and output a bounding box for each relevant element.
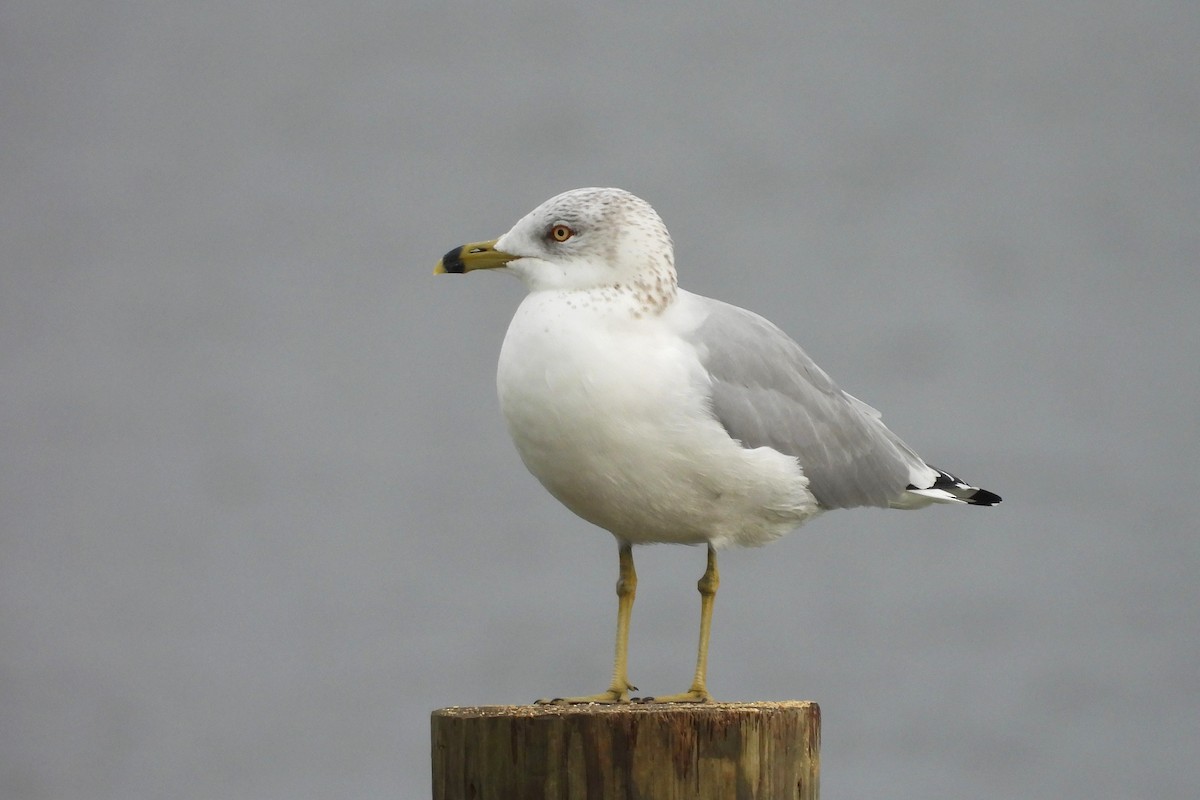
[637,688,713,704]
[535,685,635,705]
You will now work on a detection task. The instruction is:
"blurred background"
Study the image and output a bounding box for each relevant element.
[3,2,1197,798]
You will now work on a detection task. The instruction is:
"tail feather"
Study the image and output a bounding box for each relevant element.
[905,467,1001,507]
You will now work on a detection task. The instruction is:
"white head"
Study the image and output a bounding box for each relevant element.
[437,188,677,306]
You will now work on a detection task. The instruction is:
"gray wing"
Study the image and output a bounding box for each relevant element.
[685,295,930,509]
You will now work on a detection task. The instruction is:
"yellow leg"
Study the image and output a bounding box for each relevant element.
[651,545,718,703]
[537,543,637,704]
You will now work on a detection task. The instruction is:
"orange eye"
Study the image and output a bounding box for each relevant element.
[550,224,574,242]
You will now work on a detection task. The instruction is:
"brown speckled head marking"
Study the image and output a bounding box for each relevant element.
[489,187,679,314]
[555,188,678,314]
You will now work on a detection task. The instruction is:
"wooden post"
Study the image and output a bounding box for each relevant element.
[431,701,819,800]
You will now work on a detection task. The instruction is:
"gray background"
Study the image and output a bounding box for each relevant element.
[3,2,1197,798]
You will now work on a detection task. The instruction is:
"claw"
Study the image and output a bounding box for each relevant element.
[533,689,631,705]
[641,689,712,704]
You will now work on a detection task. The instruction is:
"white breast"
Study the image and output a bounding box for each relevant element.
[496,290,821,548]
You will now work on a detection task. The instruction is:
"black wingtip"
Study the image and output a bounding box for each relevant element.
[914,467,1002,506]
[967,488,1002,506]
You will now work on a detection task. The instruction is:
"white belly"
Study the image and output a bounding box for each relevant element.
[496,292,820,548]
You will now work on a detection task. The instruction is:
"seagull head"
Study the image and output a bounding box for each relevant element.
[435,187,677,295]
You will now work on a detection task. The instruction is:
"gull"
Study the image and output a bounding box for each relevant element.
[435,187,1000,703]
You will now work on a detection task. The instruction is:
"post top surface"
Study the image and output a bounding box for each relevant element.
[432,700,818,719]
